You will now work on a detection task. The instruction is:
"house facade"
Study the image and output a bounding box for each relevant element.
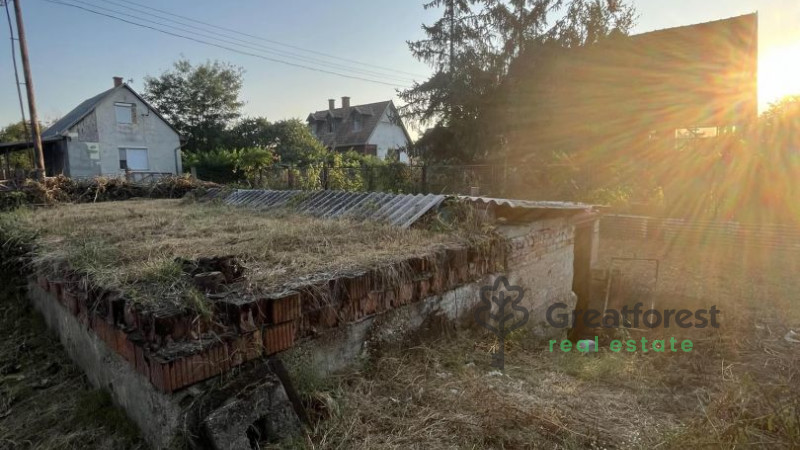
[307,97,412,162]
[39,77,182,178]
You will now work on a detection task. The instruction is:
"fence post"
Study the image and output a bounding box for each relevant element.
[421,166,427,194]
[288,165,295,190]
[322,163,329,190]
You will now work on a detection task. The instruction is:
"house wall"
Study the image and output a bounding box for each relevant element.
[66,88,181,178]
[367,107,410,162]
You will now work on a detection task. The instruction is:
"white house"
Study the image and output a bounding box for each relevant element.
[35,77,182,178]
[307,97,412,162]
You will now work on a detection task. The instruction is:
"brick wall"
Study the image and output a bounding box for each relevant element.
[30,234,508,394]
[27,215,582,395]
[500,217,577,337]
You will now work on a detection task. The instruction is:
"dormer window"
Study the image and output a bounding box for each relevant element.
[328,118,335,133]
[353,114,362,132]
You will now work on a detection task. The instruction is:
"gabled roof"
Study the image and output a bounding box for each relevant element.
[42,84,180,139]
[307,100,411,149]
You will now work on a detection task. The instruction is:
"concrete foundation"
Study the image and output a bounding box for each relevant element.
[27,280,301,450]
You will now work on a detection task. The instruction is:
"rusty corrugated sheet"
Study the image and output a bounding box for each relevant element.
[212,189,447,228]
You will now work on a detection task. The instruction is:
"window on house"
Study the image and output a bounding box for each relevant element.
[119,148,148,171]
[115,102,135,124]
[328,119,335,133]
[353,114,362,132]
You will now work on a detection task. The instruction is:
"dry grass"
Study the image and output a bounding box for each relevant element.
[289,237,800,449]
[10,199,463,309]
[0,277,144,450]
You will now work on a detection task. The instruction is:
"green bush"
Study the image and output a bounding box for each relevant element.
[0,191,26,211]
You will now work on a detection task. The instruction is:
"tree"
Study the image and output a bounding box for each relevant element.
[0,120,30,142]
[400,0,499,162]
[143,59,244,153]
[225,117,273,150]
[760,94,800,152]
[0,121,36,169]
[401,0,636,163]
[265,119,327,166]
[225,118,327,166]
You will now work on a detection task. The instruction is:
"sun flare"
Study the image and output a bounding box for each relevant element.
[759,41,800,110]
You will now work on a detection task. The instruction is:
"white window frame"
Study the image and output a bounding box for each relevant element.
[119,147,149,171]
[115,102,134,124]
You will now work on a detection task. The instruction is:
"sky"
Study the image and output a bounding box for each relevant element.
[1,0,799,131]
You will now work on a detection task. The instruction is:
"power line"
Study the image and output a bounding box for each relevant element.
[3,0,29,137]
[42,0,413,88]
[65,0,419,84]
[97,0,427,79]
[93,0,422,82]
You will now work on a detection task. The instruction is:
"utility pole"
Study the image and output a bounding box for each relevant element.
[11,0,45,179]
[3,0,30,175]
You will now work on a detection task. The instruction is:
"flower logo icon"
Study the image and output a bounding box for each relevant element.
[474,276,529,370]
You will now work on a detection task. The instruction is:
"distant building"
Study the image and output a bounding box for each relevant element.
[501,13,759,159]
[307,97,412,162]
[1,77,182,179]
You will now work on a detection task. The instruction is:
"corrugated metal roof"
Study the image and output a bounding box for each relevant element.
[459,196,593,211]
[214,189,447,228]
[201,190,596,227]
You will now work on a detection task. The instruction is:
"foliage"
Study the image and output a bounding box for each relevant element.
[0,121,36,170]
[0,175,217,209]
[224,116,272,149]
[184,149,238,183]
[143,59,245,152]
[184,147,277,184]
[0,120,30,142]
[269,119,329,165]
[327,152,365,191]
[760,94,800,151]
[226,118,327,166]
[401,0,637,163]
[0,191,26,212]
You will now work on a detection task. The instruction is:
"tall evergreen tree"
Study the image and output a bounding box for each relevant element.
[403,0,636,163]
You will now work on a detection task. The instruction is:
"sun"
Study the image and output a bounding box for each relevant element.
[759,41,800,111]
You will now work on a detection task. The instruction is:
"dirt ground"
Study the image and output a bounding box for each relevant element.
[2,237,799,449]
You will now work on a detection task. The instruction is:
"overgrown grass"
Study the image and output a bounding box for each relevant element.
[288,237,800,449]
[0,276,144,449]
[4,199,465,311]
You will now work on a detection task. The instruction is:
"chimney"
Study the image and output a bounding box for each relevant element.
[341,96,350,109]
[328,98,335,110]
[113,76,124,87]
